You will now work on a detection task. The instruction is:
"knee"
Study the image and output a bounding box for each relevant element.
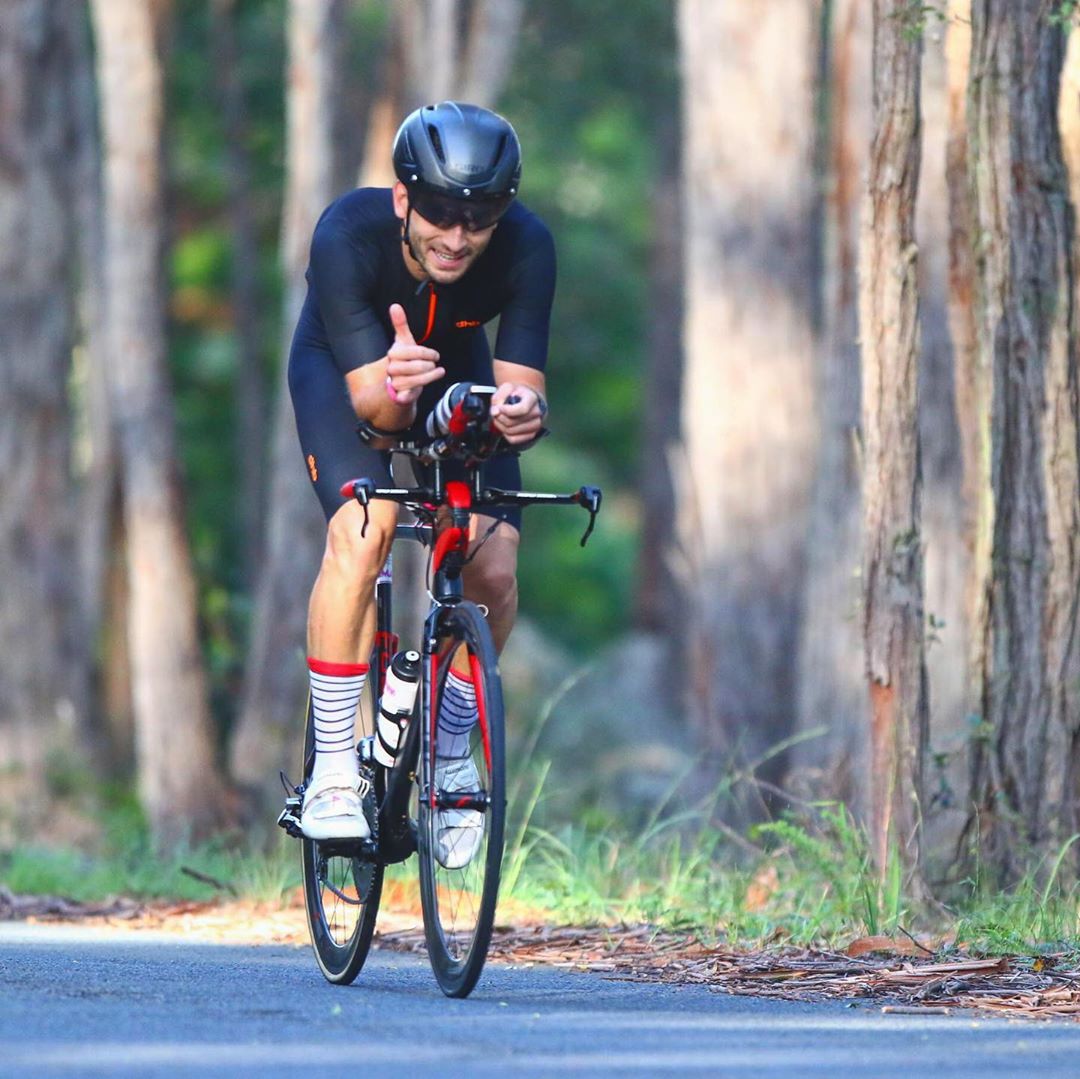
[467,545,519,606]
[321,505,393,591]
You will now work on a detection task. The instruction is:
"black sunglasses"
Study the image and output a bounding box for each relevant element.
[408,187,514,232]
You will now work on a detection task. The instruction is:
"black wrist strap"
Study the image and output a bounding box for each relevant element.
[356,418,411,443]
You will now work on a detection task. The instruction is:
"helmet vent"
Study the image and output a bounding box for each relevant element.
[427,125,446,163]
[493,134,507,167]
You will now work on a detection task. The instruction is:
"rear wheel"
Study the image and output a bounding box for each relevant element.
[417,600,506,998]
[301,690,383,984]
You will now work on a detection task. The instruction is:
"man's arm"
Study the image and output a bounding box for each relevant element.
[490,361,547,445]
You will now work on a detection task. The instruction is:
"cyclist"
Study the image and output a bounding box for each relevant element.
[288,102,553,858]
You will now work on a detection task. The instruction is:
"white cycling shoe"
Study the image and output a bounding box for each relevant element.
[300,772,371,841]
[435,756,485,869]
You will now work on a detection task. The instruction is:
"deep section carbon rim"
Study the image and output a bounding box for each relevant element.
[417,600,506,998]
[300,686,383,985]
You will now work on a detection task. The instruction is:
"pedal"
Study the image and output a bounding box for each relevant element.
[277,795,303,839]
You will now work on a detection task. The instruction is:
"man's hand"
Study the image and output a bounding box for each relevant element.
[385,303,445,406]
[490,382,546,444]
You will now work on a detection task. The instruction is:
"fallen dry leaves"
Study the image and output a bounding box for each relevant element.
[5,884,1080,1021]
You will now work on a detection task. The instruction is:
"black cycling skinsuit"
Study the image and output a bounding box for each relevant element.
[288,188,556,529]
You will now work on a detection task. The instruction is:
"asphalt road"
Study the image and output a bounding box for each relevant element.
[3,922,1080,1078]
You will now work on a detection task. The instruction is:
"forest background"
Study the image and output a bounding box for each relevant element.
[6,0,1080,930]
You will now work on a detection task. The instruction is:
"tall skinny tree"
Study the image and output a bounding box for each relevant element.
[676,0,818,800]
[91,0,228,843]
[859,0,927,887]
[230,0,345,801]
[0,0,93,838]
[967,0,1080,883]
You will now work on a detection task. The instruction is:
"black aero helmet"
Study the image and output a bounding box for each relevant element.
[393,102,521,230]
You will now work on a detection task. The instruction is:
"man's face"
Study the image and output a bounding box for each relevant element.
[393,182,498,285]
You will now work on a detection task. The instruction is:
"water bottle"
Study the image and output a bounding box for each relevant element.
[374,650,421,768]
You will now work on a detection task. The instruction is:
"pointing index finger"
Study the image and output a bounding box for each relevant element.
[389,303,416,346]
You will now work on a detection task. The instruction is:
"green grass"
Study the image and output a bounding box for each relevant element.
[1,829,301,907]
[8,774,1080,961]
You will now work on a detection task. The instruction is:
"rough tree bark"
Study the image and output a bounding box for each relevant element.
[859,0,927,887]
[91,0,229,844]
[967,1,1080,883]
[676,0,818,806]
[0,0,94,841]
[793,0,872,814]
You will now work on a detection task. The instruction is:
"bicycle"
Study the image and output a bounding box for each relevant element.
[279,385,601,997]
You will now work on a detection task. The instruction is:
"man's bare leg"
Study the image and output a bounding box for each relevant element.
[307,499,397,663]
[301,498,396,839]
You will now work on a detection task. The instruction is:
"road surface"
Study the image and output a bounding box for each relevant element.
[2,922,1079,1077]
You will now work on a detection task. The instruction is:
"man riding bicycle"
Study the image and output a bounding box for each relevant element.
[288,102,553,852]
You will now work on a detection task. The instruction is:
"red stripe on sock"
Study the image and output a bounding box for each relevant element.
[307,657,370,677]
[448,665,474,683]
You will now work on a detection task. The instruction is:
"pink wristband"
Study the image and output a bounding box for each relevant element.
[386,375,402,404]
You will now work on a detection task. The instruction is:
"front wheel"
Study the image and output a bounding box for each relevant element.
[417,600,506,997]
[301,691,383,985]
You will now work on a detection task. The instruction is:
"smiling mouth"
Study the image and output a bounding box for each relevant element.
[433,248,468,263]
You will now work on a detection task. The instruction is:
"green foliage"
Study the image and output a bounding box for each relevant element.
[1050,1,1080,27]
[890,2,947,40]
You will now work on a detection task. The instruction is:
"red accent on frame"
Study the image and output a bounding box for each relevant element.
[431,525,468,575]
[470,652,492,774]
[307,657,370,677]
[445,480,471,510]
[417,286,437,344]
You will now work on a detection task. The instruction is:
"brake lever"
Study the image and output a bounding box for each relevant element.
[339,478,376,537]
[574,485,602,547]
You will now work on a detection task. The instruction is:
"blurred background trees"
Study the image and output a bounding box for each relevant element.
[5,0,1080,896]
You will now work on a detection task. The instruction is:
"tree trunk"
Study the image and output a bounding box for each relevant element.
[71,0,126,778]
[793,0,871,814]
[461,0,525,108]
[230,0,346,803]
[943,0,985,853]
[967,1,1080,884]
[634,122,683,636]
[91,0,229,844]
[0,0,94,841]
[914,9,969,858]
[676,0,818,809]
[211,0,268,587]
[859,0,927,889]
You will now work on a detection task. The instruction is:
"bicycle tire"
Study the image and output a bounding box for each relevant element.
[301,686,383,985]
[417,600,506,998]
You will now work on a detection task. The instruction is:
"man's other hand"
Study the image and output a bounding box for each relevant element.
[490,383,545,444]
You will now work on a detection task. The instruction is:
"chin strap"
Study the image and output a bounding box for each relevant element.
[401,206,428,289]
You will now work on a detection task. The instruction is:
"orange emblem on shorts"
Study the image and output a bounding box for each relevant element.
[455,319,482,329]
[306,454,318,482]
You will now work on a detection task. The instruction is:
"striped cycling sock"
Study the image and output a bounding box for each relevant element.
[436,668,478,759]
[308,657,368,784]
